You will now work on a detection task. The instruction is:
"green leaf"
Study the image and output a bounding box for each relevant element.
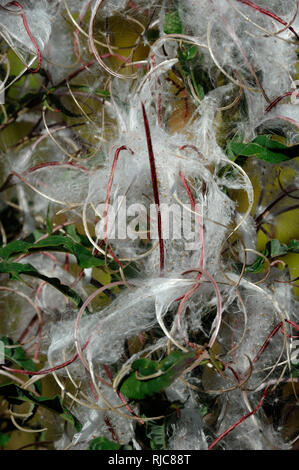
[245,255,265,273]
[146,28,160,42]
[69,85,110,100]
[45,93,81,118]
[88,436,121,450]
[235,239,291,274]
[0,337,41,393]
[0,261,39,281]
[0,235,104,269]
[0,336,36,373]
[199,405,210,417]
[229,142,287,163]
[0,261,85,309]
[61,405,82,431]
[0,383,82,431]
[288,240,299,253]
[131,358,159,376]
[181,45,198,62]
[253,135,299,158]
[146,421,166,450]
[267,239,288,257]
[65,224,81,243]
[163,11,183,35]
[0,432,11,447]
[120,351,199,399]
[228,135,299,163]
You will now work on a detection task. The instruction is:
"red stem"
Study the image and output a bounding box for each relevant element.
[88,378,98,401]
[24,161,90,174]
[265,91,296,113]
[64,253,69,272]
[141,102,164,273]
[6,1,42,73]
[104,145,134,266]
[252,319,299,366]
[208,386,269,450]
[237,0,299,41]
[102,364,144,424]
[253,321,283,365]
[2,338,91,376]
[104,416,119,443]
[18,314,38,344]
[175,171,204,304]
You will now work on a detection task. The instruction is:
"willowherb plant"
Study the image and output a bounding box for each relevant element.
[0,0,298,451]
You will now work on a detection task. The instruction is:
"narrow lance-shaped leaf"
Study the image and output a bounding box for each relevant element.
[235,239,297,274]
[0,261,85,310]
[0,336,42,393]
[228,135,299,163]
[288,240,299,253]
[119,350,202,399]
[163,11,183,35]
[0,234,105,269]
[0,383,82,432]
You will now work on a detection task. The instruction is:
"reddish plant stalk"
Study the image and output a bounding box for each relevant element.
[182,268,222,348]
[102,364,144,425]
[175,171,204,304]
[64,253,70,272]
[141,102,165,273]
[208,386,269,450]
[179,144,205,160]
[15,247,58,265]
[6,1,42,73]
[237,0,299,41]
[24,161,90,174]
[56,60,96,88]
[104,145,134,266]
[165,77,189,118]
[265,91,298,113]
[104,416,119,443]
[70,268,84,289]
[2,338,91,376]
[252,319,299,366]
[40,251,57,269]
[88,378,98,401]
[280,318,299,338]
[18,314,38,344]
[35,281,47,302]
[0,162,89,193]
[226,364,241,382]
[212,0,269,103]
[102,364,113,382]
[285,319,299,331]
[179,170,204,271]
[253,321,283,365]
[117,390,145,425]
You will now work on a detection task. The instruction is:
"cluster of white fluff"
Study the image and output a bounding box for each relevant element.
[0,0,298,451]
[0,0,57,55]
[180,0,298,138]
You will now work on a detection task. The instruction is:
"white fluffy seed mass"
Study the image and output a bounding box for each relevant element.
[0,0,298,451]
